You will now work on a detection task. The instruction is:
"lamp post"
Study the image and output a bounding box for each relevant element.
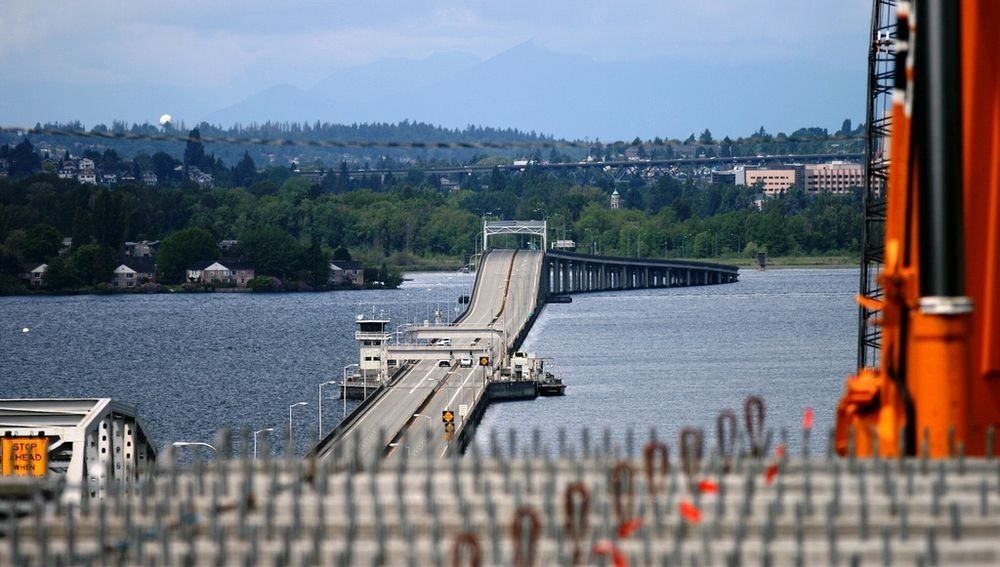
[253,428,273,460]
[413,413,432,428]
[318,380,338,440]
[289,401,308,454]
[171,441,217,458]
[342,363,358,417]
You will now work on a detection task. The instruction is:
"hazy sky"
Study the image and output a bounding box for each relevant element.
[1,0,871,136]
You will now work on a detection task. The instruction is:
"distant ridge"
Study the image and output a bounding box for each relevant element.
[203,42,863,141]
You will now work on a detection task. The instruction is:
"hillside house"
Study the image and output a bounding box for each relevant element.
[186,259,255,287]
[111,258,156,289]
[329,261,364,286]
[22,264,48,287]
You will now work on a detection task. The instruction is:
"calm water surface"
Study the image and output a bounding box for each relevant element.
[475,266,858,456]
[1,267,858,456]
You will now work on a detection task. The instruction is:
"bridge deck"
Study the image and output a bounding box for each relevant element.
[314,249,544,462]
[313,249,737,463]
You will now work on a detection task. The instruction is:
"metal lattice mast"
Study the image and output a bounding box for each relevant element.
[857,0,897,369]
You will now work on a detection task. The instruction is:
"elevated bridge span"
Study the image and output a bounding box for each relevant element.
[313,230,737,462]
[545,250,739,294]
[314,249,543,462]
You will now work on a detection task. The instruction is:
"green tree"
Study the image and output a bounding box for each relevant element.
[7,139,42,176]
[332,246,352,261]
[298,240,330,288]
[5,224,61,262]
[237,226,300,280]
[699,129,714,144]
[184,128,207,170]
[231,152,257,187]
[101,149,123,172]
[157,227,218,283]
[68,243,117,286]
[151,152,179,184]
[43,256,82,290]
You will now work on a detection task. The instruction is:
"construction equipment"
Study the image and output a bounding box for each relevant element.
[835,0,1000,458]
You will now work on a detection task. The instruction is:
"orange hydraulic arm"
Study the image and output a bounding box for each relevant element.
[835,0,1000,458]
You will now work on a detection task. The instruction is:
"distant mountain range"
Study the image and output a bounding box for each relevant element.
[4,42,864,141]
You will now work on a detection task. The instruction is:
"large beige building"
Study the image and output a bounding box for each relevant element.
[713,161,865,196]
[744,169,797,195]
[803,162,864,193]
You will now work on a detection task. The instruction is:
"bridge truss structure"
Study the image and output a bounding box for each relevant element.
[0,398,157,504]
[483,220,547,251]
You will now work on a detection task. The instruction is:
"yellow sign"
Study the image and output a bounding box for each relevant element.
[442,410,454,423]
[2,437,49,477]
[479,356,490,366]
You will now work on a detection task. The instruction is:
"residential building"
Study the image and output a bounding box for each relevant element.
[186,259,255,287]
[610,189,621,209]
[330,261,364,286]
[142,172,158,186]
[123,241,159,258]
[187,167,214,189]
[22,264,48,287]
[111,258,156,289]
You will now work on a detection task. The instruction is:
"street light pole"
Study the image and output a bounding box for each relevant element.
[253,428,273,460]
[171,441,217,458]
[413,413,432,428]
[318,380,338,440]
[342,363,358,417]
[289,401,308,454]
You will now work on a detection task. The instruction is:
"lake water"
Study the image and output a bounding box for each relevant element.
[1,267,858,456]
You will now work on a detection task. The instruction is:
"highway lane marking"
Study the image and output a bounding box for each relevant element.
[446,370,475,408]
[408,366,440,394]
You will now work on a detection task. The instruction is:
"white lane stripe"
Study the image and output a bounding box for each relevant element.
[408,365,440,394]
[446,370,474,408]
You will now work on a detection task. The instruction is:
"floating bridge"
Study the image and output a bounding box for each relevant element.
[313,220,739,463]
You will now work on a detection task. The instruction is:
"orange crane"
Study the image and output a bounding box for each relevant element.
[835,0,1000,458]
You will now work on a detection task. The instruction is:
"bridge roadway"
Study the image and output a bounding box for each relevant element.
[314,249,544,462]
[314,248,736,462]
[346,152,864,178]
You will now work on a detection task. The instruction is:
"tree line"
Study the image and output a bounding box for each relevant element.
[1,157,862,293]
[3,118,865,174]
